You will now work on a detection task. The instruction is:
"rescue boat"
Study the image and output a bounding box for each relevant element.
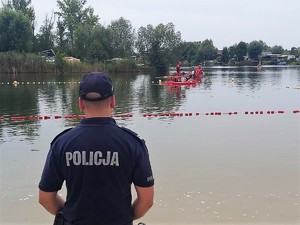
[162,79,198,86]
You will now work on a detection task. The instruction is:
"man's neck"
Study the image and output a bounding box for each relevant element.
[84,106,113,118]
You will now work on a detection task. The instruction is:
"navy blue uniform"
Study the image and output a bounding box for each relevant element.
[39,117,154,225]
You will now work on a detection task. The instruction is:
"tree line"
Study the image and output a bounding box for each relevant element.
[0,0,299,73]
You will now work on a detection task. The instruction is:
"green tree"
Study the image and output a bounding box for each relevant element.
[271,45,284,54]
[35,13,55,51]
[228,45,237,60]
[109,17,135,58]
[2,0,35,31]
[135,25,154,64]
[290,47,297,56]
[0,7,32,52]
[152,22,181,68]
[56,19,68,53]
[136,22,181,72]
[88,25,113,61]
[259,40,269,51]
[73,23,93,60]
[194,39,217,64]
[248,40,264,60]
[235,41,248,62]
[220,47,229,64]
[177,41,200,64]
[56,0,99,54]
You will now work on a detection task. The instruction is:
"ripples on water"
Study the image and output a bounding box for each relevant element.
[0,66,300,224]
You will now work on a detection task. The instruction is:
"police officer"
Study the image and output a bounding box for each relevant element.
[38,72,154,225]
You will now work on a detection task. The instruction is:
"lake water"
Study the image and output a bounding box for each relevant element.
[0,66,300,225]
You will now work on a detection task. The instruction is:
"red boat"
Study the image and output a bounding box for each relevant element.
[162,79,198,86]
[160,69,205,86]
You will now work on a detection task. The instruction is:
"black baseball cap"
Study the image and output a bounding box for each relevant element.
[79,72,114,101]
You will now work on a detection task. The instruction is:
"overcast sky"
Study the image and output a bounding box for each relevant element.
[31,0,299,50]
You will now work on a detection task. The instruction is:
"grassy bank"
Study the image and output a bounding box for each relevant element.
[0,52,56,73]
[0,52,147,74]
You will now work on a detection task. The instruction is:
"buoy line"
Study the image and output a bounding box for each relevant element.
[1,81,155,85]
[0,110,299,121]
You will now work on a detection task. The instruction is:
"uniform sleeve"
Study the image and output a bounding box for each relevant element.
[132,141,154,187]
[38,145,64,192]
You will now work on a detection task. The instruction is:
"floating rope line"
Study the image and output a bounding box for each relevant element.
[2,81,300,90]
[0,81,156,85]
[0,110,299,121]
[0,81,81,85]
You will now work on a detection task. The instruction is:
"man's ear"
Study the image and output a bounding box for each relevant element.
[78,97,85,111]
[110,96,116,109]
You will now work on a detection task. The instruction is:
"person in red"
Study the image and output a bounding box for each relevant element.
[195,65,203,78]
[175,61,182,82]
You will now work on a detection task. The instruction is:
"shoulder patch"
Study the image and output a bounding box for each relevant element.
[50,127,73,145]
[121,127,138,137]
[121,127,147,148]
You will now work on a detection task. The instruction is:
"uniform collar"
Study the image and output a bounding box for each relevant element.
[80,117,116,125]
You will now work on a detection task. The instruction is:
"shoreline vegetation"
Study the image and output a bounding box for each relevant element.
[0,52,148,74]
[1,51,299,75]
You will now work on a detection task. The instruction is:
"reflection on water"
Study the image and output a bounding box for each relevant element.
[0,66,300,224]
